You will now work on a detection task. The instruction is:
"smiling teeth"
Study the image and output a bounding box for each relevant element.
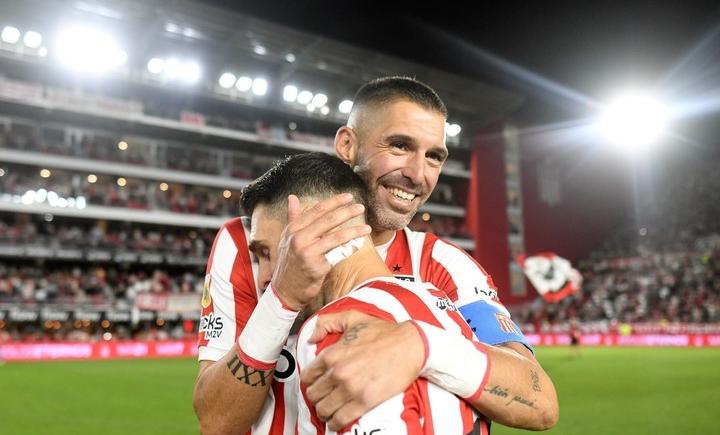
[388,187,416,201]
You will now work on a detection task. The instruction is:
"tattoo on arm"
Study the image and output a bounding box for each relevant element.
[342,322,368,345]
[227,354,274,387]
[484,385,537,409]
[531,370,542,392]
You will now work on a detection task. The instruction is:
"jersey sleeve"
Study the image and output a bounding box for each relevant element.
[198,217,259,361]
[422,237,532,351]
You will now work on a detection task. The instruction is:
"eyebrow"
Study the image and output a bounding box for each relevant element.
[248,240,266,254]
[384,134,448,162]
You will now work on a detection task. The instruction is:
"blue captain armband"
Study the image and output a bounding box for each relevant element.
[458,299,534,354]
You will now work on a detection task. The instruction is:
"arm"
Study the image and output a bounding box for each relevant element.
[301,312,558,431]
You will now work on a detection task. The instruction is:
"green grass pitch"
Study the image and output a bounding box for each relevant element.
[1,347,718,434]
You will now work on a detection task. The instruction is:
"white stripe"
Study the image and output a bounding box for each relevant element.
[431,239,499,306]
[347,287,412,322]
[251,386,276,434]
[403,227,426,279]
[427,383,464,434]
[296,316,319,435]
[199,228,239,360]
[346,393,408,435]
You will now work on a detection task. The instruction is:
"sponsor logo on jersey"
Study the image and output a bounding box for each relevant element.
[435,297,457,312]
[201,274,212,309]
[394,274,415,282]
[495,312,517,334]
[474,286,499,301]
[200,313,223,339]
[273,346,297,382]
[343,424,382,435]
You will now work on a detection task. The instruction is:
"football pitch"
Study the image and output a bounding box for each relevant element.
[1,347,718,435]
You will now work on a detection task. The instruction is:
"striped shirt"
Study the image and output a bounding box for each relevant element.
[296,277,491,435]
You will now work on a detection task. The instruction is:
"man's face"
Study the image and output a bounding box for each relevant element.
[351,100,448,230]
[248,204,284,290]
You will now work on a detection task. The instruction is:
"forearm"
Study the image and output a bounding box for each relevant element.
[473,342,558,430]
[193,346,273,435]
[412,322,558,431]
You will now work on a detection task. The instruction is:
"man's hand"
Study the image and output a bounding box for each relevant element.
[272,194,371,310]
[300,311,425,431]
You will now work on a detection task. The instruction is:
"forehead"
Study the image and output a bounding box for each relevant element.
[365,100,446,141]
[250,204,284,244]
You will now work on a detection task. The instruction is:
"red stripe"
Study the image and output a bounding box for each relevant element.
[198,220,235,349]
[364,280,443,327]
[300,382,326,434]
[224,218,258,340]
[401,382,424,434]
[236,346,277,371]
[409,320,430,369]
[269,382,285,435]
[417,378,435,433]
[421,235,462,303]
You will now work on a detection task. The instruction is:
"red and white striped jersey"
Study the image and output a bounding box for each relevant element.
[380,228,500,307]
[197,217,298,434]
[296,277,491,435]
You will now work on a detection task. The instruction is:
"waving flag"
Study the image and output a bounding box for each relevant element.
[516,252,582,303]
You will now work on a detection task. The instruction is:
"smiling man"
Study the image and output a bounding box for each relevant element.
[193,77,558,434]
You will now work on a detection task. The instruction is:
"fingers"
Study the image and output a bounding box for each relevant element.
[309,311,380,343]
[296,203,367,245]
[287,193,355,232]
[327,401,368,431]
[314,386,353,423]
[287,194,302,222]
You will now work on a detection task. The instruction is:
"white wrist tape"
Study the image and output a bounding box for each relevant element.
[413,321,490,400]
[324,237,365,267]
[237,284,299,369]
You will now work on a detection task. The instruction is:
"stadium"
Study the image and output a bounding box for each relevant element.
[0,1,719,434]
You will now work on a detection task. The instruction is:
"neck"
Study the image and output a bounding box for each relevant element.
[371,228,396,245]
[322,236,392,303]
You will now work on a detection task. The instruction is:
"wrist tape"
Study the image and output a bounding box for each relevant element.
[236,284,299,369]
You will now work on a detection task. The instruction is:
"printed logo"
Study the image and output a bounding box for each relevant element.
[200,313,223,339]
[342,425,382,435]
[435,297,457,311]
[495,312,517,334]
[273,346,297,382]
[201,274,212,309]
[474,286,499,301]
[394,275,415,282]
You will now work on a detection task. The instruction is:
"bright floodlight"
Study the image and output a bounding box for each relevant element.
[283,85,298,102]
[599,93,668,150]
[235,76,252,92]
[320,106,330,115]
[147,57,165,74]
[252,78,268,96]
[297,90,313,105]
[1,26,20,44]
[311,93,328,107]
[23,31,42,48]
[446,123,462,137]
[56,27,127,73]
[218,72,236,89]
[181,61,201,83]
[338,99,353,114]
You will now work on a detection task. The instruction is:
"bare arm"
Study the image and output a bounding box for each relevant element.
[301,312,558,431]
[193,348,274,435]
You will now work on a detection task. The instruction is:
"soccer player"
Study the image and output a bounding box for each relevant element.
[193,77,559,434]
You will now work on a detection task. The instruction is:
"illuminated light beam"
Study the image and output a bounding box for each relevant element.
[417,21,600,110]
[657,23,720,90]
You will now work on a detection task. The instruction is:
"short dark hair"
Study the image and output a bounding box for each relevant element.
[351,76,447,118]
[239,152,368,217]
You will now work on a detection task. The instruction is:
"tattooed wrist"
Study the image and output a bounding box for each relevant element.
[227,354,274,387]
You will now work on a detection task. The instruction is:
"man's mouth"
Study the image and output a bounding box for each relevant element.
[386,186,417,202]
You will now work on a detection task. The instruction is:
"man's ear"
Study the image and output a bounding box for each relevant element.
[334,126,357,165]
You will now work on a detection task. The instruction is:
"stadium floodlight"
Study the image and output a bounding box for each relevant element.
[446,123,462,137]
[218,72,236,89]
[338,99,353,114]
[38,47,48,57]
[252,78,268,96]
[285,53,296,63]
[312,93,328,107]
[55,26,127,73]
[147,57,165,74]
[253,44,267,56]
[297,90,313,105]
[23,31,42,48]
[164,58,182,79]
[320,106,330,115]
[181,61,201,84]
[598,92,669,150]
[1,26,20,44]
[306,104,316,113]
[236,76,252,92]
[283,85,298,102]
